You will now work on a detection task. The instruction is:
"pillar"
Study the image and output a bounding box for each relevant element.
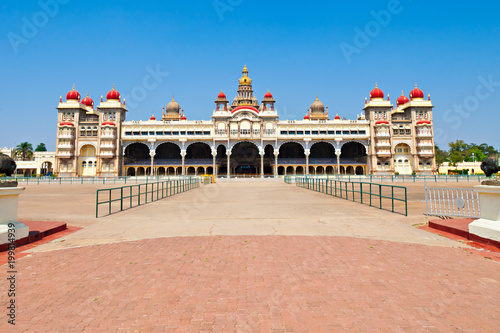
[335,149,341,174]
[274,150,279,178]
[149,150,156,176]
[260,148,264,178]
[227,150,231,178]
[181,150,186,176]
[212,148,216,177]
[305,149,310,175]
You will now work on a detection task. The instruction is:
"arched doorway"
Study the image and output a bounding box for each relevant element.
[296,166,304,174]
[40,161,53,176]
[355,166,364,175]
[216,145,227,176]
[137,167,145,176]
[155,143,181,162]
[80,145,97,177]
[127,167,136,176]
[394,143,412,175]
[286,166,294,175]
[278,166,285,175]
[340,142,366,175]
[125,143,150,163]
[230,142,259,175]
[264,144,275,175]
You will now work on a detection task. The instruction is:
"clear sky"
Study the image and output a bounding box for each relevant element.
[1,0,500,151]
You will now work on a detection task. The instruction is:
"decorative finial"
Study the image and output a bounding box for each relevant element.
[387,94,390,101]
[72,83,75,90]
[316,94,319,101]
[401,89,404,96]
[375,82,378,88]
[172,94,175,101]
[113,83,115,90]
[415,82,418,88]
[428,94,431,101]
[59,96,62,102]
[123,98,126,105]
[86,91,89,97]
[365,97,367,104]
[101,95,103,102]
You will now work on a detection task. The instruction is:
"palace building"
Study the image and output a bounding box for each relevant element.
[54,66,436,177]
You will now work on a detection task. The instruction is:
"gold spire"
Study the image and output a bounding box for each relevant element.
[239,64,252,85]
[375,82,378,88]
[316,94,319,100]
[112,83,115,90]
[401,89,404,95]
[172,94,175,101]
[72,83,75,90]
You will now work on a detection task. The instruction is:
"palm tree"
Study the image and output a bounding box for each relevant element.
[14,142,33,161]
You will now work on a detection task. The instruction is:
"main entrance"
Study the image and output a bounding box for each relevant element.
[230,142,259,175]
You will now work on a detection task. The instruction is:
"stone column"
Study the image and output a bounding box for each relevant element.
[260,148,264,178]
[227,150,231,178]
[212,148,216,176]
[149,150,156,176]
[274,150,279,178]
[335,149,341,174]
[305,149,310,175]
[181,150,186,176]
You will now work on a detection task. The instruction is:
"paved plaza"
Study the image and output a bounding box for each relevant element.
[2,180,500,332]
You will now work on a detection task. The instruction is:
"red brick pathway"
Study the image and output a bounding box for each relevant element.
[3,236,500,332]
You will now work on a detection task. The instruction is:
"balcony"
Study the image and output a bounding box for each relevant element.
[375,132,391,137]
[416,131,432,138]
[376,150,391,156]
[417,150,434,156]
[375,141,391,147]
[100,151,115,157]
[57,133,74,139]
[56,151,74,157]
[417,141,433,147]
[100,143,116,149]
[57,143,74,149]
[101,133,116,139]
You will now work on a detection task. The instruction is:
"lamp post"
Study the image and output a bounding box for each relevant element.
[472,152,475,163]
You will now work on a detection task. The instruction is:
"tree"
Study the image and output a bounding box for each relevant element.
[13,142,33,161]
[35,143,47,152]
[434,144,447,167]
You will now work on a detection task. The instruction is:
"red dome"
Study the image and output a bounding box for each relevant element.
[181,115,187,120]
[334,114,341,120]
[375,120,390,125]
[150,114,156,121]
[416,120,431,125]
[303,114,310,120]
[81,93,94,107]
[397,90,409,106]
[264,90,273,98]
[370,83,384,100]
[410,83,424,100]
[218,90,226,99]
[66,84,80,101]
[106,84,120,101]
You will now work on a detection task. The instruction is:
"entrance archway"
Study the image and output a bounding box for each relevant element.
[394,143,412,175]
[80,145,97,177]
[230,142,259,175]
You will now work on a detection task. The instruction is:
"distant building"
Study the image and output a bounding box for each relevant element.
[53,66,437,177]
[438,161,484,175]
[1,147,55,176]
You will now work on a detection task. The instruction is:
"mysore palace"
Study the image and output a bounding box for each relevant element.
[53,65,437,177]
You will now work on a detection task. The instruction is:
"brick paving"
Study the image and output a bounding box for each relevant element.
[4,235,500,332]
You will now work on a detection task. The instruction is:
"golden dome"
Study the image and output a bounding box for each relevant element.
[239,64,252,85]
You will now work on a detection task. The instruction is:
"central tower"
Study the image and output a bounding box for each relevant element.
[232,65,259,108]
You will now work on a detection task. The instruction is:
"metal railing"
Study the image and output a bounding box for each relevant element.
[293,177,407,216]
[3,176,195,185]
[425,184,480,218]
[282,174,488,184]
[96,178,200,218]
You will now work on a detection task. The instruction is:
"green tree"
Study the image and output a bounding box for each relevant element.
[13,142,33,161]
[465,147,486,162]
[434,144,447,167]
[35,143,47,152]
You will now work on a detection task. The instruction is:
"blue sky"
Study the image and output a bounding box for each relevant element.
[1,0,500,151]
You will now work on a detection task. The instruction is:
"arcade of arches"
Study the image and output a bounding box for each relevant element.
[123,141,367,176]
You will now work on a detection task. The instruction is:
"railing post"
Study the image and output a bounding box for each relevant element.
[96,190,99,218]
[120,187,124,212]
[379,184,382,209]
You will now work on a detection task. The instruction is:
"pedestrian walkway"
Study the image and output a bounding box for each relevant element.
[3,180,499,331]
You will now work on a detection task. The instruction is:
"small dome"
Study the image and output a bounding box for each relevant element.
[370,83,384,100]
[181,115,187,120]
[150,114,156,121]
[397,90,409,106]
[238,65,252,85]
[410,83,424,100]
[166,96,181,113]
[218,90,226,99]
[264,90,273,98]
[334,114,341,120]
[310,95,325,114]
[106,83,120,101]
[303,114,310,120]
[81,92,94,107]
[66,84,80,101]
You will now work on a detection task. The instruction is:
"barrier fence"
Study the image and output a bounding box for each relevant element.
[425,184,480,218]
[3,176,195,185]
[283,174,488,184]
[292,177,407,216]
[96,178,200,218]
